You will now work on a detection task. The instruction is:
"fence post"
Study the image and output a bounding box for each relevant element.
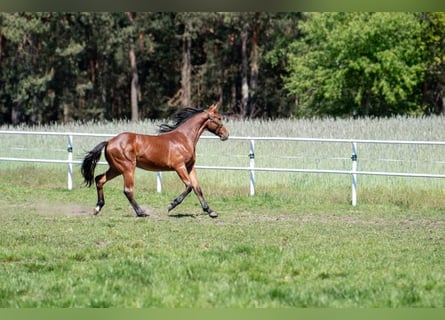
[67,135,73,190]
[157,172,162,193]
[351,142,358,206]
[249,139,255,196]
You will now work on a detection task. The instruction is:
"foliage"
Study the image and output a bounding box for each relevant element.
[285,12,428,117]
[422,12,445,114]
[0,12,445,123]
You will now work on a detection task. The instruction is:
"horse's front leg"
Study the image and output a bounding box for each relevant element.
[189,167,217,218]
[168,166,196,213]
[168,184,193,212]
[170,166,217,218]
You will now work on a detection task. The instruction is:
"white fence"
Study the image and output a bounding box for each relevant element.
[1,130,445,206]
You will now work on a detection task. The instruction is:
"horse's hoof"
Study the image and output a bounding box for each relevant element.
[93,207,100,215]
[136,212,149,218]
[209,211,218,218]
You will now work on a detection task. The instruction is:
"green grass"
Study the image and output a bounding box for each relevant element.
[0,166,444,307]
[1,117,445,307]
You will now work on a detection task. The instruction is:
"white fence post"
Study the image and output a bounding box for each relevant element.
[67,135,73,190]
[351,142,358,206]
[156,172,162,193]
[249,139,255,196]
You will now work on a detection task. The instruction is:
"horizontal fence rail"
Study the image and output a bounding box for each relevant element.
[1,130,445,206]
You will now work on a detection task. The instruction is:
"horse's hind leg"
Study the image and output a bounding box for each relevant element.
[122,171,148,217]
[94,168,120,215]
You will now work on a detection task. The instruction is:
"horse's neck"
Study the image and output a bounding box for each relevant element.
[177,113,207,146]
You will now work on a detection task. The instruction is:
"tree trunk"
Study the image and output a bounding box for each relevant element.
[442,96,445,114]
[362,92,370,116]
[249,13,260,118]
[63,102,71,123]
[129,45,139,122]
[11,104,21,125]
[62,87,72,123]
[126,12,139,121]
[181,33,192,108]
[231,82,237,114]
[241,22,249,119]
[0,32,3,65]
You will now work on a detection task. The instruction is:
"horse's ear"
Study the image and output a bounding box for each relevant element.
[208,103,219,112]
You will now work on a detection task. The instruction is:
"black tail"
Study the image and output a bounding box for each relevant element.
[81,141,108,187]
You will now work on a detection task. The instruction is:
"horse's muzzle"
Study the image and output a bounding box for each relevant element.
[219,128,229,141]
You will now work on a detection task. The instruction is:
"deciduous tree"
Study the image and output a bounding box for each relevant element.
[285,12,427,117]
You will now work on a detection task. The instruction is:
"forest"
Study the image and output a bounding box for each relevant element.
[0,12,444,124]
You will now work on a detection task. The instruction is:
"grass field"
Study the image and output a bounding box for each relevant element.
[0,117,445,307]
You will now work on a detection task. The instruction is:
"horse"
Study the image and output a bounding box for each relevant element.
[80,103,229,218]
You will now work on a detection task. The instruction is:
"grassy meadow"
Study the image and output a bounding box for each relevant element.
[0,116,444,307]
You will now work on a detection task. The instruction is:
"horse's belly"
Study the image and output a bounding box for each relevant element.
[136,159,173,171]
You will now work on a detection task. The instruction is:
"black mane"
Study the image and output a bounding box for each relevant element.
[158,107,204,133]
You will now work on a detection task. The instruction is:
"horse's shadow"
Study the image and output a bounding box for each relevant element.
[167,212,198,219]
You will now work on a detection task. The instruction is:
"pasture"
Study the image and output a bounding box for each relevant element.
[0,117,444,307]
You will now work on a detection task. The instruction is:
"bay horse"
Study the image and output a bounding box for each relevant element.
[81,104,229,218]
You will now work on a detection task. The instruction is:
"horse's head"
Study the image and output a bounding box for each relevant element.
[205,104,229,141]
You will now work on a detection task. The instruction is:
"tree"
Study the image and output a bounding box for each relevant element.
[6,12,442,123]
[260,12,303,118]
[221,12,285,119]
[422,12,445,114]
[173,13,221,108]
[0,13,53,124]
[0,12,305,123]
[285,12,427,117]
[240,18,250,118]
[126,12,140,122]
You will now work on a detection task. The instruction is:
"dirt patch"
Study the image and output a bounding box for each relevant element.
[216,211,445,230]
[1,202,170,218]
[1,203,94,216]
[2,202,444,230]
[52,204,93,216]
